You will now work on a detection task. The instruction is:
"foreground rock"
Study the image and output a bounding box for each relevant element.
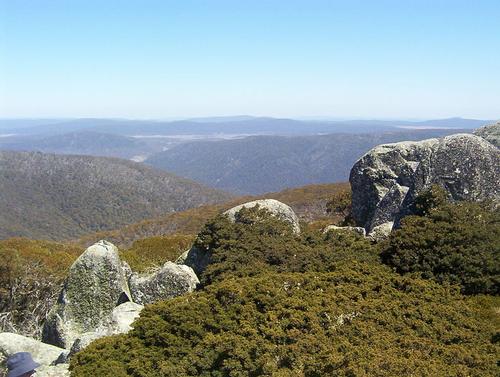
[0,332,69,376]
[0,332,65,366]
[350,134,500,237]
[474,121,500,148]
[224,199,301,234]
[43,240,132,348]
[129,262,199,305]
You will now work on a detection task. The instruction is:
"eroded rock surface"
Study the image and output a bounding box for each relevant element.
[350,134,500,237]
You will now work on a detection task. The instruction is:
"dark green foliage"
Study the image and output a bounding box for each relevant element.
[326,189,356,226]
[195,206,377,285]
[410,184,449,216]
[381,200,500,295]
[70,263,499,376]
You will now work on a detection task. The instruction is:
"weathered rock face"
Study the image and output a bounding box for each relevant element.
[474,121,500,148]
[224,199,301,234]
[129,262,199,305]
[42,240,132,348]
[350,134,500,237]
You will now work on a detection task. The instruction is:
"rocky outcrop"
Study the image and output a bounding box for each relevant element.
[129,262,198,305]
[474,121,499,148]
[224,199,301,234]
[43,240,132,349]
[350,134,500,237]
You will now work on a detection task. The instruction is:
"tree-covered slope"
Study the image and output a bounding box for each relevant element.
[77,182,350,247]
[0,151,231,240]
[146,129,470,194]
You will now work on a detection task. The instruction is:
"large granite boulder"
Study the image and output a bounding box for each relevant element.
[42,240,132,348]
[224,199,301,234]
[129,262,199,305]
[474,121,499,148]
[350,134,500,237]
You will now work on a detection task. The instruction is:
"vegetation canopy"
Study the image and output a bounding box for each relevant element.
[381,187,500,295]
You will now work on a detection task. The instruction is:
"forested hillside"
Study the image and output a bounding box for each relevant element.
[0,151,231,240]
[77,183,349,247]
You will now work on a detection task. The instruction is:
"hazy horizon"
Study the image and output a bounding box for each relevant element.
[1,1,499,119]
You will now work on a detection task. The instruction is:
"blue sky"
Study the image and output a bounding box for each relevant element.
[1,0,499,119]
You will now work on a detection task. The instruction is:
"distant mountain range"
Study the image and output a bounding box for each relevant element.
[145,129,472,194]
[0,151,231,240]
[0,116,491,137]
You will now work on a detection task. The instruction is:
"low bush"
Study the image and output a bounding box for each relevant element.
[71,263,499,376]
[381,200,500,295]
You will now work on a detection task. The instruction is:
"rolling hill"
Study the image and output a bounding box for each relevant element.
[145,129,471,194]
[0,151,231,240]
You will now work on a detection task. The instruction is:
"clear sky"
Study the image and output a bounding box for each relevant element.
[1,0,499,119]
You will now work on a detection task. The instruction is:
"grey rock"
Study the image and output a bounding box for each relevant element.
[34,364,70,377]
[474,121,500,148]
[367,222,394,241]
[224,199,301,234]
[350,134,500,235]
[323,225,366,237]
[0,332,65,367]
[43,240,132,349]
[129,262,198,305]
[108,301,143,333]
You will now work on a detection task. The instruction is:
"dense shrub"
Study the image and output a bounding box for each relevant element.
[381,200,500,295]
[70,262,499,376]
[0,239,81,337]
[194,206,377,285]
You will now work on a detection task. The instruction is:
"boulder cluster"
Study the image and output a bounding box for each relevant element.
[0,199,302,376]
[0,240,199,376]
